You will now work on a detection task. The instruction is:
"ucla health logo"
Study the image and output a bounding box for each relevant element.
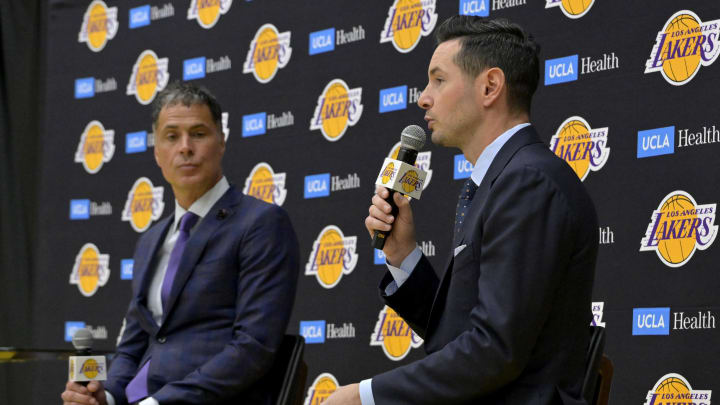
[545,0,595,19]
[70,243,110,297]
[370,306,423,361]
[121,259,134,280]
[453,154,474,179]
[633,307,670,335]
[545,55,578,85]
[125,131,148,154]
[389,142,433,188]
[640,191,717,267]
[460,0,489,16]
[78,0,118,52]
[243,24,292,84]
[127,50,169,105]
[121,177,165,233]
[129,5,151,29]
[309,28,335,55]
[379,85,408,113]
[550,116,609,181]
[300,320,326,344]
[644,373,711,405]
[310,79,363,142]
[242,113,266,137]
[645,10,720,86]
[305,225,358,289]
[183,57,206,80]
[187,0,232,29]
[242,162,287,206]
[381,0,438,53]
[74,121,115,174]
[304,373,339,405]
[304,174,330,199]
[638,126,675,158]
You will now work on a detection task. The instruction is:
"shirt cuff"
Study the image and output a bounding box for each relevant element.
[358,379,376,405]
[385,246,422,288]
[139,397,160,405]
[105,391,115,405]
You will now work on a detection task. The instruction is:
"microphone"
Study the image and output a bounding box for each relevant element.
[372,125,426,249]
[69,328,107,384]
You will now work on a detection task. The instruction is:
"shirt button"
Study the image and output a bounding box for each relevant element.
[157,336,167,344]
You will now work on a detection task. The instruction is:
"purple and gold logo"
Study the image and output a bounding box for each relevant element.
[549,116,609,181]
[370,306,423,361]
[380,0,438,53]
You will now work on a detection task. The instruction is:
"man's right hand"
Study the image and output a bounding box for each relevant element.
[61,380,107,405]
[365,186,417,265]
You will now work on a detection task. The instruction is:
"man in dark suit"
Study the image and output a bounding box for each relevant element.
[62,82,299,405]
[327,16,598,404]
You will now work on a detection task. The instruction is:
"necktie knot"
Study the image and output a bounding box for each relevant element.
[178,211,199,234]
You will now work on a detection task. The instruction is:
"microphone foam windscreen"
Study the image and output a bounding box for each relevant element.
[401,125,426,151]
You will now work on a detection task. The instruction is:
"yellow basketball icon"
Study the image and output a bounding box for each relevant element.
[131,180,154,231]
[197,1,221,28]
[254,27,280,82]
[86,2,109,51]
[381,162,395,184]
[81,359,100,379]
[556,119,591,179]
[136,52,159,104]
[382,308,414,359]
[392,0,423,51]
[248,165,275,203]
[655,376,690,396]
[315,229,344,286]
[400,170,420,193]
[83,123,105,173]
[78,246,100,296]
[561,0,594,17]
[304,373,339,405]
[323,83,350,140]
[663,14,702,83]
[656,194,697,266]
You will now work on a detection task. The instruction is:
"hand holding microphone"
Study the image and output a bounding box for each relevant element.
[366,125,427,263]
[62,328,108,405]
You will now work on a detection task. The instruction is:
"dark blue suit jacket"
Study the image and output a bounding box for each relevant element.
[106,186,299,405]
[374,126,598,404]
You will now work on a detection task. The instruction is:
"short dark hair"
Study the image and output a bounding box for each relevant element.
[435,15,540,113]
[151,81,223,133]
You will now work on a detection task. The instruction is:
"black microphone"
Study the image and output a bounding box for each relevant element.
[372,125,426,249]
[69,328,107,384]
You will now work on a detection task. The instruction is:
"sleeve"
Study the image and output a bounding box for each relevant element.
[151,205,300,403]
[372,166,579,403]
[383,246,422,295]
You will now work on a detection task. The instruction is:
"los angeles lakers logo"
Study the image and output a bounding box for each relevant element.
[380,162,396,184]
[644,373,712,405]
[389,142,433,188]
[74,120,115,174]
[242,162,287,206]
[549,116,609,181]
[640,191,717,267]
[78,0,118,52]
[187,0,232,29]
[121,177,165,233]
[242,24,292,84]
[304,373,339,405]
[399,170,423,193]
[645,10,720,86]
[380,0,438,53]
[310,79,363,142]
[80,359,103,379]
[545,0,595,19]
[69,243,110,297]
[370,306,423,361]
[126,50,170,105]
[305,225,358,289]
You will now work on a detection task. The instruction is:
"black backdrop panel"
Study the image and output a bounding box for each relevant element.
[35,0,720,402]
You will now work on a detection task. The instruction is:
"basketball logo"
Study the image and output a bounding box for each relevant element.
[78,0,118,52]
[187,0,232,29]
[242,162,287,206]
[390,142,433,188]
[644,373,712,405]
[310,79,363,142]
[381,162,396,184]
[380,0,438,53]
[242,24,292,83]
[69,243,110,297]
[121,177,165,233]
[304,373,339,405]
[399,170,422,193]
[80,359,102,379]
[640,191,717,267]
[74,120,115,174]
[370,306,423,361]
[126,50,170,105]
[549,116,609,181]
[645,10,720,85]
[305,225,358,289]
[545,0,595,19]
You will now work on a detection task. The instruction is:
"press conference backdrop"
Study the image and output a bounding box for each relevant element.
[33,0,720,402]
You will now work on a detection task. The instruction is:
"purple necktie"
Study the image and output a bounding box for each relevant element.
[125,211,199,403]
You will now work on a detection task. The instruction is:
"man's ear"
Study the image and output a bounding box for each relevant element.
[478,67,506,108]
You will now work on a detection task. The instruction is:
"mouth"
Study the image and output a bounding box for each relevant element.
[424,116,435,129]
[178,163,199,170]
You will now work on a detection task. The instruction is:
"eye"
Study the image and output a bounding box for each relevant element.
[165,132,177,141]
[192,131,206,138]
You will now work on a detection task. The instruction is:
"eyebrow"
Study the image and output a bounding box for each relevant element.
[161,123,211,131]
[429,66,445,76]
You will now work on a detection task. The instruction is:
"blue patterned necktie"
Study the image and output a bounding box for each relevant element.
[125,211,199,403]
[454,178,478,247]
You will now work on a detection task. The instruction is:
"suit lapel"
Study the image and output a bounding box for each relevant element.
[133,215,172,332]
[161,187,241,324]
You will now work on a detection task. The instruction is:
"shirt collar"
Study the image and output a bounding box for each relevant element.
[172,176,230,233]
[470,123,531,186]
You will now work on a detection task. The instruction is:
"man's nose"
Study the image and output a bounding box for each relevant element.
[417,86,431,109]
